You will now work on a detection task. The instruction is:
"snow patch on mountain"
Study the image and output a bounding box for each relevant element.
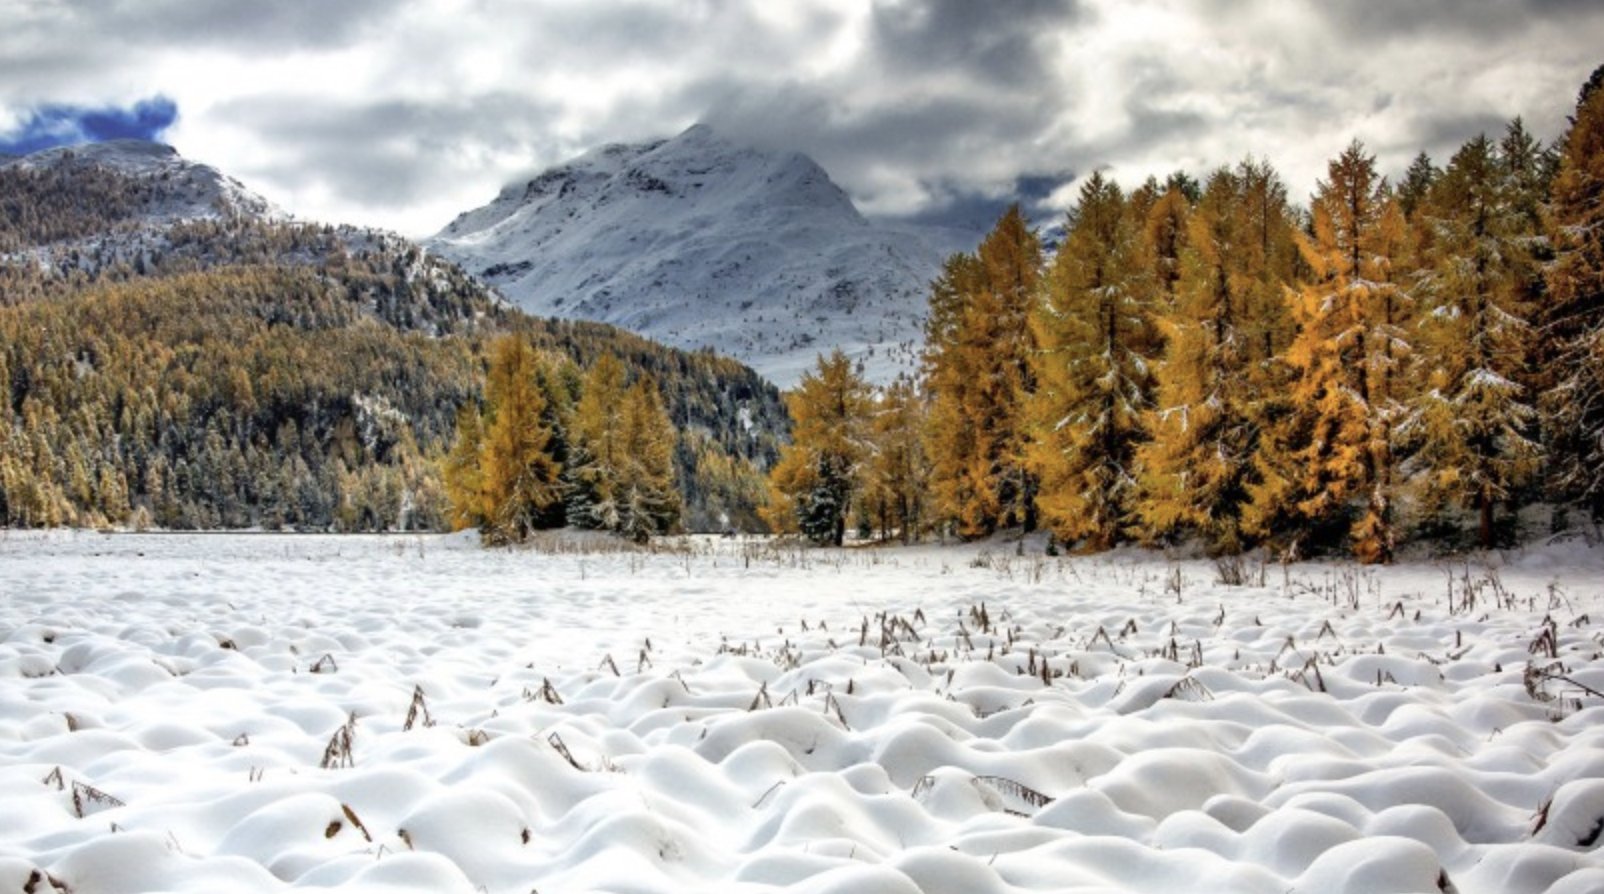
[428,125,959,387]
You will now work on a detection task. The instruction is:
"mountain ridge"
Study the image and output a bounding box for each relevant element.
[428,124,954,386]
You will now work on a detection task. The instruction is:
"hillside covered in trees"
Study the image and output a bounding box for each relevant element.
[768,67,1604,561]
[0,149,786,533]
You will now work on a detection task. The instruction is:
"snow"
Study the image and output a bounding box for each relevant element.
[426,125,957,387]
[3,530,1603,893]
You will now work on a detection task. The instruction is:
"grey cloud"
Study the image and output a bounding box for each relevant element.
[0,0,399,107]
[68,0,397,50]
[867,0,1086,88]
[1315,0,1604,42]
[213,92,562,209]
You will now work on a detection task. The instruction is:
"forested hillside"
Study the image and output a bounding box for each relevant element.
[768,68,1604,560]
[0,150,786,533]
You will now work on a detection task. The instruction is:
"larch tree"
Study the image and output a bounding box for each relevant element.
[921,206,1042,537]
[442,404,486,531]
[864,374,930,543]
[1246,141,1412,562]
[1137,178,1193,311]
[565,353,630,532]
[1543,69,1604,520]
[615,375,682,543]
[1027,172,1161,550]
[1136,163,1295,553]
[1406,134,1542,547]
[764,350,873,546]
[472,335,564,544]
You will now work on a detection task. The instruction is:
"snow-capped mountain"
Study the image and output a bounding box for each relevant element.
[2,139,283,224]
[428,125,955,386]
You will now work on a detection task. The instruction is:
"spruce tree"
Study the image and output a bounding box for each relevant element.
[1027,173,1161,550]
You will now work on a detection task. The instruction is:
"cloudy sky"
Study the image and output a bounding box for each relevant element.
[3,0,1600,237]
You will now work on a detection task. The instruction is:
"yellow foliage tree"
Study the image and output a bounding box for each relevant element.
[1136,162,1297,552]
[922,206,1042,538]
[1027,173,1162,550]
[469,335,563,544]
[764,350,872,546]
[1246,142,1412,562]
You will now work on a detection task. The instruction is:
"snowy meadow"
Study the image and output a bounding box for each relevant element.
[2,531,1603,894]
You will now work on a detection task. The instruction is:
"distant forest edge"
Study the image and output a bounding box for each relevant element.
[0,210,786,533]
[761,66,1604,560]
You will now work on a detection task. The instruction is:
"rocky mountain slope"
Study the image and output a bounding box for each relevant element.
[428,125,953,386]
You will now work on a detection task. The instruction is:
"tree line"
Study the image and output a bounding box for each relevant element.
[767,68,1604,560]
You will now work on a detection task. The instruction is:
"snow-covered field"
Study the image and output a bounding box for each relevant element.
[2,531,1603,894]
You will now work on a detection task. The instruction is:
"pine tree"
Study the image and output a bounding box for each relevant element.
[1246,142,1412,561]
[1136,163,1295,552]
[1027,173,1161,550]
[1543,71,1604,519]
[921,207,1042,538]
[1406,134,1542,547]
[764,350,872,546]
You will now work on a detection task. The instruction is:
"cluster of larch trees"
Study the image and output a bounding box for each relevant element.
[768,69,1604,560]
[442,335,682,545]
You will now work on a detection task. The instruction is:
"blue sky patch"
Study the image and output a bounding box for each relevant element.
[0,96,178,156]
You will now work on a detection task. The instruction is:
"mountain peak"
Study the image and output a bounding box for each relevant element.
[427,129,945,386]
[3,139,281,223]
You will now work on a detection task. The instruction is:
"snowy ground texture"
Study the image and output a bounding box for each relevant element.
[3,531,1603,894]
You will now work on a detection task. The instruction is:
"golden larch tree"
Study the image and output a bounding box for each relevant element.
[1027,173,1162,550]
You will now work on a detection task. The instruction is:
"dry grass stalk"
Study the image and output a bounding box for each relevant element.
[70,780,124,818]
[748,682,772,712]
[403,685,433,731]
[309,653,338,674]
[341,803,373,842]
[548,732,585,771]
[975,775,1054,811]
[1164,676,1215,702]
[320,714,357,769]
